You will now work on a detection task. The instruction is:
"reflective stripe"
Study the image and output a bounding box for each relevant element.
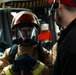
[32,62,45,75]
[5,69,12,75]
[3,66,13,75]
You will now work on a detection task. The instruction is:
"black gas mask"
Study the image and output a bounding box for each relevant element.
[15,26,37,47]
[13,25,38,47]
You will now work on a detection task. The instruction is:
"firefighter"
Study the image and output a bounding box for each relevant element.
[52,0,76,75]
[0,11,53,75]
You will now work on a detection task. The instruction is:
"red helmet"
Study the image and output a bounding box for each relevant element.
[12,11,40,34]
[60,0,76,7]
[12,11,41,45]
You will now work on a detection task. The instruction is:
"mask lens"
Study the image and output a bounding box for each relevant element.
[17,26,37,46]
[18,27,32,39]
[21,29,31,38]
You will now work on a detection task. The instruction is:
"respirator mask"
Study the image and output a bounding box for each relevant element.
[17,25,37,47]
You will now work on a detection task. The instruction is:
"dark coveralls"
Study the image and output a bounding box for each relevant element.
[52,18,76,75]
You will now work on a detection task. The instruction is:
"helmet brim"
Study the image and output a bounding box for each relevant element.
[12,21,40,34]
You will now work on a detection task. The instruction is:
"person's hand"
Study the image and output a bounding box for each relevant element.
[11,53,37,74]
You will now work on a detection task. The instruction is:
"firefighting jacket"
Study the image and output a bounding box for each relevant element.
[0,44,53,75]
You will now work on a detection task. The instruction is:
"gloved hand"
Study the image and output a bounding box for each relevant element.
[11,53,37,74]
[11,60,21,73]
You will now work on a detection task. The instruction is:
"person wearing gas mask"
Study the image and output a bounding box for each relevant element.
[0,11,53,75]
[51,0,76,75]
